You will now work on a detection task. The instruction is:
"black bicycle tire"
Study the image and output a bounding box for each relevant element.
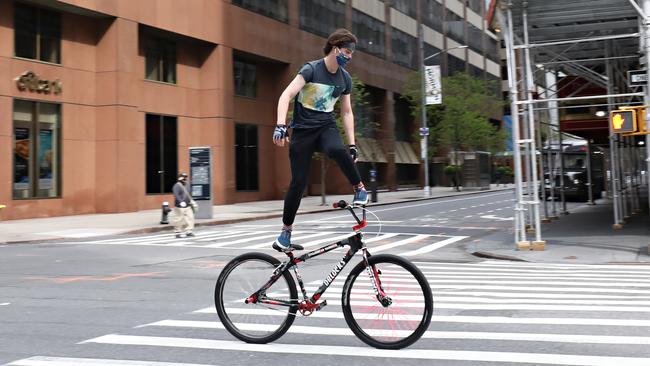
[214,252,298,344]
[341,254,433,349]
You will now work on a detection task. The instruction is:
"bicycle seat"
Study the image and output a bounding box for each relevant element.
[272,243,304,252]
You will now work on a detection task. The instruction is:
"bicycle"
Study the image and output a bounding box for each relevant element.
[214,200,433,349]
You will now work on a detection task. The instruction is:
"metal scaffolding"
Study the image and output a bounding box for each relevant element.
[495,0,650,249]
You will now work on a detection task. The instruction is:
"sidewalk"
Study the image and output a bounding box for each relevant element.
[0,185,509,244]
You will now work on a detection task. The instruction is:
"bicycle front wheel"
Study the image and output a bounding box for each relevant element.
[215,252,298,344]
[342,254,433,349]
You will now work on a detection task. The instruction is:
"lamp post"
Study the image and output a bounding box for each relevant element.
[418,25,467,197]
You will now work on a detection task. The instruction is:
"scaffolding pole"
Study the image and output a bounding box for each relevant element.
[522,5,544,246]
[644,0,650,220]
[605,42,623,228]
[501,7,528,247]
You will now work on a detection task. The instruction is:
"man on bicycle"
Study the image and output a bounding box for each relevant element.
[272,28,368,252]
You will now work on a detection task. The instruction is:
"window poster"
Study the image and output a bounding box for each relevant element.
[14,127,30,190]
[39,129,53,190]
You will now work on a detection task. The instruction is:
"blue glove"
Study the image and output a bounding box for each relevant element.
[273,125,288,143]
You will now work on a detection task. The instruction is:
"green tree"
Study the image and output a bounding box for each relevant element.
[402,72,506,159]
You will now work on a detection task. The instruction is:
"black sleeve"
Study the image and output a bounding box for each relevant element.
[298,63,314,83]
[342,71,352,95]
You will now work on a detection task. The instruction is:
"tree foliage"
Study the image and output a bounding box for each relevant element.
[402,72,506,158]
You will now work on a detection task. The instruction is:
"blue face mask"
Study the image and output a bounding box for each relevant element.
[336,48,352,67]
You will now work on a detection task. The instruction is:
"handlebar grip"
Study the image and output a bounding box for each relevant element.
[333,200,347,209]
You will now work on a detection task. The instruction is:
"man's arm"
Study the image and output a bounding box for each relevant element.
[340,94,355,146]
[274,74,306,147]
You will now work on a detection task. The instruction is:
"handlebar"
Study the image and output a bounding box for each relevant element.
[332,200,367,231]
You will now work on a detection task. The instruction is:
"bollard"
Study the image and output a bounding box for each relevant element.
[370,169,378,203]
[160,201,171,224]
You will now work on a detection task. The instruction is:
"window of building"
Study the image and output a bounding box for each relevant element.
[352,9,385,59]
[424,43,442,66]
[14,2,61,63]
[234,59,257,98]
[487,37,500,62]
[235,123,259,191]
[300,0,345,38]
[13,100,61,199]
[445,10,465,45]
[233,0,288,23]
[467,0,483,15]
[146,114,178,194]
[392,0,416,18]
[467,24,484,54]
[469,64,484,78]
[447,54,466,75]
[422,0,443,32]
[391,28,417,69]
[145,36,176,84]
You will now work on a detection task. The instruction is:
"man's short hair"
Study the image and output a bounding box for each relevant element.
[323,28,358,55]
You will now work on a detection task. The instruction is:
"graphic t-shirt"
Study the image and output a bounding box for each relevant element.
[291,59,352,129]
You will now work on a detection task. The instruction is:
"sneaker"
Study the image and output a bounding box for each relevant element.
[175,234,182,239]
[272,228,303,252]
[186,232,195,237]
[352,186,369,206]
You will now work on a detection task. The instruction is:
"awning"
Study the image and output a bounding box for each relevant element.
[356,137,388,163]
[394,141,420,164]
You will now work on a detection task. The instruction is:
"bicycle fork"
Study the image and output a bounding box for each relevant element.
[364,251,392,307]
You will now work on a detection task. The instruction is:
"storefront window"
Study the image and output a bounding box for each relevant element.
[300,0,345,38]
[234,59,257,98]
[14,2,61,63]
[145,37,176,84]
[235,123,259,191]
[146,114,178,194]
[233,0,288,23]
[13,100,61,199]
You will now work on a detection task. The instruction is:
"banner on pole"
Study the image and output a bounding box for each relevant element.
[424,65,442,105]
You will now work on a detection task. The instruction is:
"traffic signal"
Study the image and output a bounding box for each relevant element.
[610,110,636,133]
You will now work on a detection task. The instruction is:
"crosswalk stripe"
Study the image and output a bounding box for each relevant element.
[410,264,650,276]
[82,334,650,365]
[380,271,650,283]
[362,233,401,243]
[370,234,430,253]
[203,233,279,248]
[196,231,273,243]
[300,233,356,248]
[242,232,333,249]
[192,307,650,326]
[415,261,650,272]
[146,319,650,345]
[5,356,215,366]
[394,269,650,279]
[401,236,468,256]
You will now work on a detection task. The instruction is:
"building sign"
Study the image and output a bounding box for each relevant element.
[15,71,62,95]
[610,110,636,133]
[424,65,442,105]
[189,147,211,200]
[627,69,647,87]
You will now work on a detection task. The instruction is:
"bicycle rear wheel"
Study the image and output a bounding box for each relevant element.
[215,252,298,343]
[342,254,433,349]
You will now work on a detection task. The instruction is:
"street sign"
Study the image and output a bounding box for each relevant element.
[627,69,647,87]
[424,65,442,105]
[610,110,636,133]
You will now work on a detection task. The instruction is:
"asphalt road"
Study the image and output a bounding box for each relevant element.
[4,191,649,366]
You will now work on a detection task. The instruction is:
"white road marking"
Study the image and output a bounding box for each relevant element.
[5,356,215,366]
[480,215,513,221]
[243,232,333,249]
[82,334,650,365]
[401,236,468,256]
[370,234,430,253]
[0,302,9,306]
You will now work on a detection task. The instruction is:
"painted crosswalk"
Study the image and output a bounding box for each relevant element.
[54,229,468,257]
[8,260,650,366]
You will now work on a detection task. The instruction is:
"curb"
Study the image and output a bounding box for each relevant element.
[471,251,529,262]
[4,187,514,244]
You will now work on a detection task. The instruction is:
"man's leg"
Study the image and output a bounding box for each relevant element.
[185,208,195,234]
[172,207,183,237]
[282,128,318,226]
[319,125,361,185]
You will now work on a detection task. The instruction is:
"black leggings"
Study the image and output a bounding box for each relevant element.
[282,125,362,226]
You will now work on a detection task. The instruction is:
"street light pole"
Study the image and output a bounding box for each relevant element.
[419,24,467,197]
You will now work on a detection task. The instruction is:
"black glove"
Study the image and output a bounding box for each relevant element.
[349,144,358,162]
[273,125,288,143]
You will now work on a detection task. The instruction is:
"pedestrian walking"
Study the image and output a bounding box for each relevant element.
[172,172,196,238]
[272,28,368,252]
